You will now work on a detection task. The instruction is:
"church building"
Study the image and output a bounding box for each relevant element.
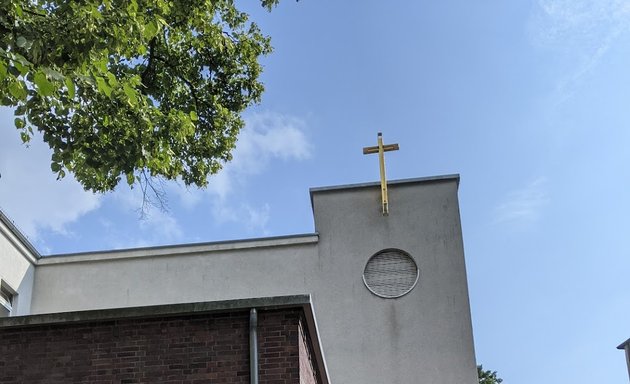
[0,173,478,383]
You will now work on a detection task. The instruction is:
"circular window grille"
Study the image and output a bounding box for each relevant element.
[363,249,419,298]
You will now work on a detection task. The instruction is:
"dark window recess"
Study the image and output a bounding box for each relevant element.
[0,283,15,316]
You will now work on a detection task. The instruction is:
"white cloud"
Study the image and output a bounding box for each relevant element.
[494,178,549,224]
[139,209,183,242]
[529,0,630,100]
[0,108,101,240]
[171,111,312,232]
[212,203,271,235]
[108,184,184,246]
[531,0,630,51]
[206,111,312,199]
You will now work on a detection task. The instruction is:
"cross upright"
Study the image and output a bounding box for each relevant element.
[362,132,399,215]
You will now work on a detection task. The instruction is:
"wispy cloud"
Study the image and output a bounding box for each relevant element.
[171,111,312,232]
[109,186,184,246]
[203,111,312,199]
[529,0,630,101]
[212,203,271,235]
[0,108,102,240]
[494,178,549,224]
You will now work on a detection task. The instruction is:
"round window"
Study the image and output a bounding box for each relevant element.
[363,249,419,298]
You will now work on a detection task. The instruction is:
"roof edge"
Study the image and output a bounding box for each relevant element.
[303,298,331,384]
[0,294,312,328]
[310,174,460,195]
[618,337,630,349]
[309,174,460,208]
[39,233,319,264]
[0,208,40,262]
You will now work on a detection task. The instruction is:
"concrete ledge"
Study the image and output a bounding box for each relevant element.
[39,233,319,265]
[0,295,312,329]
[309,174,460,196]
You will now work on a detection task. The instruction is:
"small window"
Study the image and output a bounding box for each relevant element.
[0,281,15,317]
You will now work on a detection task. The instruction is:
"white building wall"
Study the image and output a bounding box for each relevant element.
[0,216,36,316]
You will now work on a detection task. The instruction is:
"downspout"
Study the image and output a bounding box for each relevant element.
[250,308,259,384]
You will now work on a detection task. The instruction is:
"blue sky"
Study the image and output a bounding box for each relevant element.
[1,1,629,382]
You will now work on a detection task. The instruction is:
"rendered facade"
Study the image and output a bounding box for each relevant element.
[0,175,478,383]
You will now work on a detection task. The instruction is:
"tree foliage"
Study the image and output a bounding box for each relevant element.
[0,0,279,192]
[478,365,503,384]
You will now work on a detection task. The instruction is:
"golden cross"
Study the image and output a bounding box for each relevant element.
[362,132,399,215]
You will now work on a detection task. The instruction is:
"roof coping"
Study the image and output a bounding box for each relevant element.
[39,233,318,264]
[309,174,460,196]
[0,294,309,328]
[309,174,460,208]
[0,207,40,261]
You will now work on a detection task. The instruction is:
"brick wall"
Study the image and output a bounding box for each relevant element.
[0,308,319,384]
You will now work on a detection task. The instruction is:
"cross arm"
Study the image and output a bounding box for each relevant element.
[362,144,399,154]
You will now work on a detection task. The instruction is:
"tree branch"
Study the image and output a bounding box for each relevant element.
[136,169,169,218]
[140,37,157,95]
[153,54,201,112]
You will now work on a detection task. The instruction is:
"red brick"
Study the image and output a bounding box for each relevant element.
[0,309,320,384]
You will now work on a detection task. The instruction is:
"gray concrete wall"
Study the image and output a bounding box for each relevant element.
[29,176,477,384]
[32,238,320,312]
[0,216,36,316]
[310,178,477,384]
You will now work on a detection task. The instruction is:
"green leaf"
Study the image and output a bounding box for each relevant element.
[12,60,28,75]
[12,53,30,67]
[20,132,30,143]
[189,110,198,121]
[105,72,118,87]
[95,76,112,97]
[143,20,159,39]
[0,61,7,82]
[16,36,27,48]
[34,71,55,97]
[14,105,26,116]
[8,81,27,100]
[65,77,76,98]
[123,84,137,106]
[42,67,65,81]
[94,57,108,73]
[14,118,25,128]
[126,173,135,185]
[126,0,138,15]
